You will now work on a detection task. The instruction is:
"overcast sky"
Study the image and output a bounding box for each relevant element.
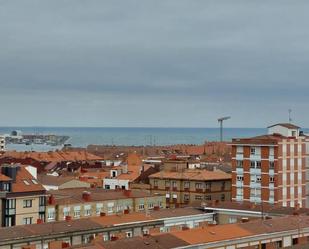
[1,0,309,127]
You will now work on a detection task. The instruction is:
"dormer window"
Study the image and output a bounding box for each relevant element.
[3,183,10,191]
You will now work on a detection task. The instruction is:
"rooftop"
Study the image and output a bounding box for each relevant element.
[0,207,205,242]
[148,169,231,181]
[0,150,103,163]
[268,123,300,129]
[47,188,162,205]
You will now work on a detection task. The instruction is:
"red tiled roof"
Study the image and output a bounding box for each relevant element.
[0,173,12,181]
[11,166,46,193]
[1,151,103,163]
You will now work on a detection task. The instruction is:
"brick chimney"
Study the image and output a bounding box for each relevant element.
[48,195,56,205]
[82,191,91,201]
[65,216,72,221]
[36,218,43,224]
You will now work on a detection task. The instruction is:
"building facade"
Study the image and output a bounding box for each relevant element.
[46,188,166,222]
[0,164,46,227]
[148,169,231,207]
[231,123,307,207]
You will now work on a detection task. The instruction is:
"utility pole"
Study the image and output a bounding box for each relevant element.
[218,116,231,142]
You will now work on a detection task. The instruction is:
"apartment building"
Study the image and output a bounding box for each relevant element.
[46,188,166,222]
[0,164,46,227]
[148,169,231,207]
[231,123,307,208]
[0,136,5,152]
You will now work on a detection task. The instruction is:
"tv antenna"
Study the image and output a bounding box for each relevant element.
[288,109,292,123]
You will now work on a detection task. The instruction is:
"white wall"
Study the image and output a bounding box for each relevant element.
[103,178,129,190]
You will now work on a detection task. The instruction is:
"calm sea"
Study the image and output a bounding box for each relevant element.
[0,127,308,151]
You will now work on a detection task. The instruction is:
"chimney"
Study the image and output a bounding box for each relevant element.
[110,236,118,241]
[153,206,160,211]
[48,195,56,205]
[36,219,43,224]
[65,216,72,221]
[123,209,129,214]
[82,191,91,201]
[61,242,70,249]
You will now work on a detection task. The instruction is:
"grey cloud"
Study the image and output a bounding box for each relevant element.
[0,0,309,127]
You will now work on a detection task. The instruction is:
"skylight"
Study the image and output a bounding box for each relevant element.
[23,180,30,185]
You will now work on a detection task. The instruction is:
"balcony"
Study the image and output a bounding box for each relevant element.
[184,188,190,192]
[172,187,178,191]
[165,187,170,191]
[195,188,203,193]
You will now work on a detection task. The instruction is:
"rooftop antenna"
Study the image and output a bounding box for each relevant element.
[288,109,292,123]
[217,116,231,142]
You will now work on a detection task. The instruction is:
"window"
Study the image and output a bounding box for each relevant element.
[23,180,30,185]
[63,207,70,218]
[293,238,298,245]
[172,181,177,188]
[184,181,190,189]
[5,199,16,209]
[270,176,275,183]
[96,203,103,215]
[39,196,45,206]
[269,161,275,169]
[236,146,243,154]
[229,217,237,224]
[221,182,226,190]
[165,181,170,187]
[148,203,154,209]
[184,194,190,201]
[47,208,55,220]
[126,231,132,238]
[237,176,244,181]
[205,195,211,201]
[23,199,32,208]
[23,217,32,225]
[195,182,203,189]
[250,161,261,169]
[154,180,158,187]
[205,183,211,190]
[138,203,145,210]
[195,195,202,200]
[256,176,261,182]
[84,205,91,216]
[236,161,243,168]
[221,194,225,201]
[3,183,10,191]
[105,185,110,189]
[250,147,256,155]
[74,206,81,218]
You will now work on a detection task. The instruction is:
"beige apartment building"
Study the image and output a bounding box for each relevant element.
[46,188,166,222]
[0,164,46,227]
[148,169,231,207]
